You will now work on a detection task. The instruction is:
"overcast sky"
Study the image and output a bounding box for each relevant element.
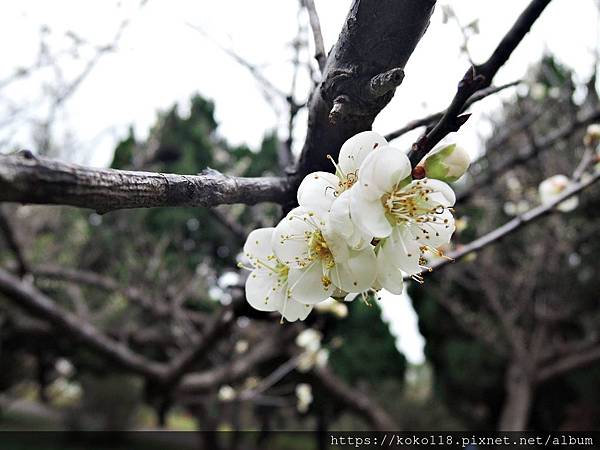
[1,0,598,363]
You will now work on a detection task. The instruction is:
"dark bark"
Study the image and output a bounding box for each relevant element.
[295,0,436,179]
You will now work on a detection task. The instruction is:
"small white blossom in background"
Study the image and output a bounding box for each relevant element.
[55,358,75,377]
[314,297,348,318]
[47,379,82,404]
[296,328,329,372]
[241,131,466,321]
[530,82,547,100]
[234,340,249,354]
[503,200,530,216]
[295,383,313,413]
[298,348,329,372]
[539,174,578,212]
[218,385,236,402]
[584,124,600,149]
[295,329,322,352]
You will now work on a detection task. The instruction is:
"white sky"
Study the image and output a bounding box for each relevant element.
[1,0,598,364]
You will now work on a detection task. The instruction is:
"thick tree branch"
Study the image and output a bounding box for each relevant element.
[408,0,553,166]
[295,0,436,179]
[0,153,290,212]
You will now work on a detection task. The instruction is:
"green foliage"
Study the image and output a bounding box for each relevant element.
[328,300,406,385]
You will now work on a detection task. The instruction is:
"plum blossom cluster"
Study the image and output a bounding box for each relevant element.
[241,131,470,321]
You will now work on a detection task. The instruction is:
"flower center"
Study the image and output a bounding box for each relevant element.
[382,180,444,226]
[308,230,334,268]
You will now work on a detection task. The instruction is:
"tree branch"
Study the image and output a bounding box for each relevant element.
[311,366,397,431]
[0,266,166,381]
[458,108,600,203]
[384,81,520,142]
[302,0,327,74]
[408,0,553,166]
[178,337,287,394]
[538,344,600,382]
[414,169,600,278]
[0,207,30,277]
[0,267,234,387]
[0,152,291,212]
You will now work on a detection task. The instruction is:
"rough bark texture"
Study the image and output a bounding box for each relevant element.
[295,0,436,179]
[0,152,290,213]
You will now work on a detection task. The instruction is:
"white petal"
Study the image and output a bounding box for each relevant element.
[328,190,373,248]
[330,246,377,293]
[297,172,339,215]
[422,179,456,206]
[288,262,334,304]
[385,227,422,275]
[245,269,285,312]
[243,227,276,263]
[322,226,350,263]
[338,131,388,175]
[412,209,455,247]
[376,246,405,294]
[357,146,411,199]
[350,190,393,238]
[280,297,313,322]
[272,208,320,268]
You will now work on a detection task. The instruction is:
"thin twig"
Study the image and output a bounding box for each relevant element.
[302,0,327,74]
[384,81,520,142]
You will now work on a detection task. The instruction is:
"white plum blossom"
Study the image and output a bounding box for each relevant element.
[296,131,387,248]
[350,146,456,292]
[242,227,312,322]
[241,130,465,319]
[539,174,578,212]
[273,207,377,304]
[295,383,313,413]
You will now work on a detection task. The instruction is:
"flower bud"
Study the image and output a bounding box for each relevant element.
[584,124,600,148]
[424,144,470,182]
